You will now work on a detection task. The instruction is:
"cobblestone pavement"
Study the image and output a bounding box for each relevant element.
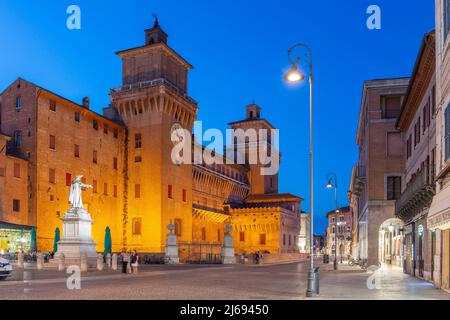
[0,261,448,300]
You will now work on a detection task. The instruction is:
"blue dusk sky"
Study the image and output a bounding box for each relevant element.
[0,1,435,235]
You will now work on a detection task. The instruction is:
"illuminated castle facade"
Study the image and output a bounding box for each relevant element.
[0,19,302,258]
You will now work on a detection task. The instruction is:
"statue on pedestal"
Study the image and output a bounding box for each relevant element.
[57,175,97,269]
[69,176,92,211]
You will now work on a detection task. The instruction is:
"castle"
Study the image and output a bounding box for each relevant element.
[0,19,302,259]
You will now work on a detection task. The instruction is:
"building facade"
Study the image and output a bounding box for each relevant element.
[349,78,409,267]
[0,19,302,259]
[427,0,450,290]
[298,211,310,254]
[325,206,353,261]
[396,31,436,280]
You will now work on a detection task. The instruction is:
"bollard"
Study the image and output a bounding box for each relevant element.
[17,252,24,269]
[36,253,44,270]
[97,254,104,271]
[111,253,118,271]
[58,253,65,271]
[106,253,112,268]
[80,253,88,272]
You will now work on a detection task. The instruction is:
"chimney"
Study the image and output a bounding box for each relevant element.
[82,97,90,109]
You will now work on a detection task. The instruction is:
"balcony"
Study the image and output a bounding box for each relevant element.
[110,78,198,105]
[395,166,435,222]
[351,164,366,195]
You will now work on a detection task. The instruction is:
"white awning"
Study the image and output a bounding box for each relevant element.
[428,184,450,230]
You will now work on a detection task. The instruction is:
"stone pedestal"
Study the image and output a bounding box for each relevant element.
[97,254,104,271]
[165,221,179,264]
[36,253,44,270]
[57,207,97,268]
[106,253,112,268]
[221,225,236,264]
[112,253,118,271]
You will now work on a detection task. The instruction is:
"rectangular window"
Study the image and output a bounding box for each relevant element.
[168,185,173,199]
[283,234,286,246]
[259,234,266,245]
[93,180,98,193]
[432,86,436,117]
[445,105,450,161]
[239,232,245,242]
[382,95,402,119]
[13,199,20,212]
[13,163,20,178]
[49,135,56,150]
[182,189,187,202]
[93,150,98,164]
[414,119,421,146]
[445,0,450,42]
[135,133,142,149]
[135,184,141,198]
[49,168,56,184]
[74,111,80,123]
[135,156,142,163]
[74,144,80,158]
[387,132,402,157]
[175,219,182,237]
[132,218,142,236]
[113,128,119,139]
[93,120,98,130]
[113,157,118,170]
[114,185,118,198]
[16,96,22,111]
[387,176,402,200]
[66,173,72,187]
[201,227,206,241]
[406,135,412,159]
[104,124,109,135]
[14,130,21,147]
[49,100,56,112]
[103,183,108,196]
[289,235,292,246]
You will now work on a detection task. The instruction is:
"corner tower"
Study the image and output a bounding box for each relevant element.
[110,17,198,252]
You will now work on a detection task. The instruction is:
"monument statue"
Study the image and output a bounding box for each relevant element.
[57,174,97,268]
[69,175,92,209]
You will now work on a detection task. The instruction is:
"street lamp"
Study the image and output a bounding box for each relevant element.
[285,43,316,297]
[326,172,339,270]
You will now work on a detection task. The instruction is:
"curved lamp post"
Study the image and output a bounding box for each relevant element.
[285,43,316,297]
[326,172,339,270]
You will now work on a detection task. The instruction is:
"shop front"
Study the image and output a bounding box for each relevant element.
[0,222,35,254]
